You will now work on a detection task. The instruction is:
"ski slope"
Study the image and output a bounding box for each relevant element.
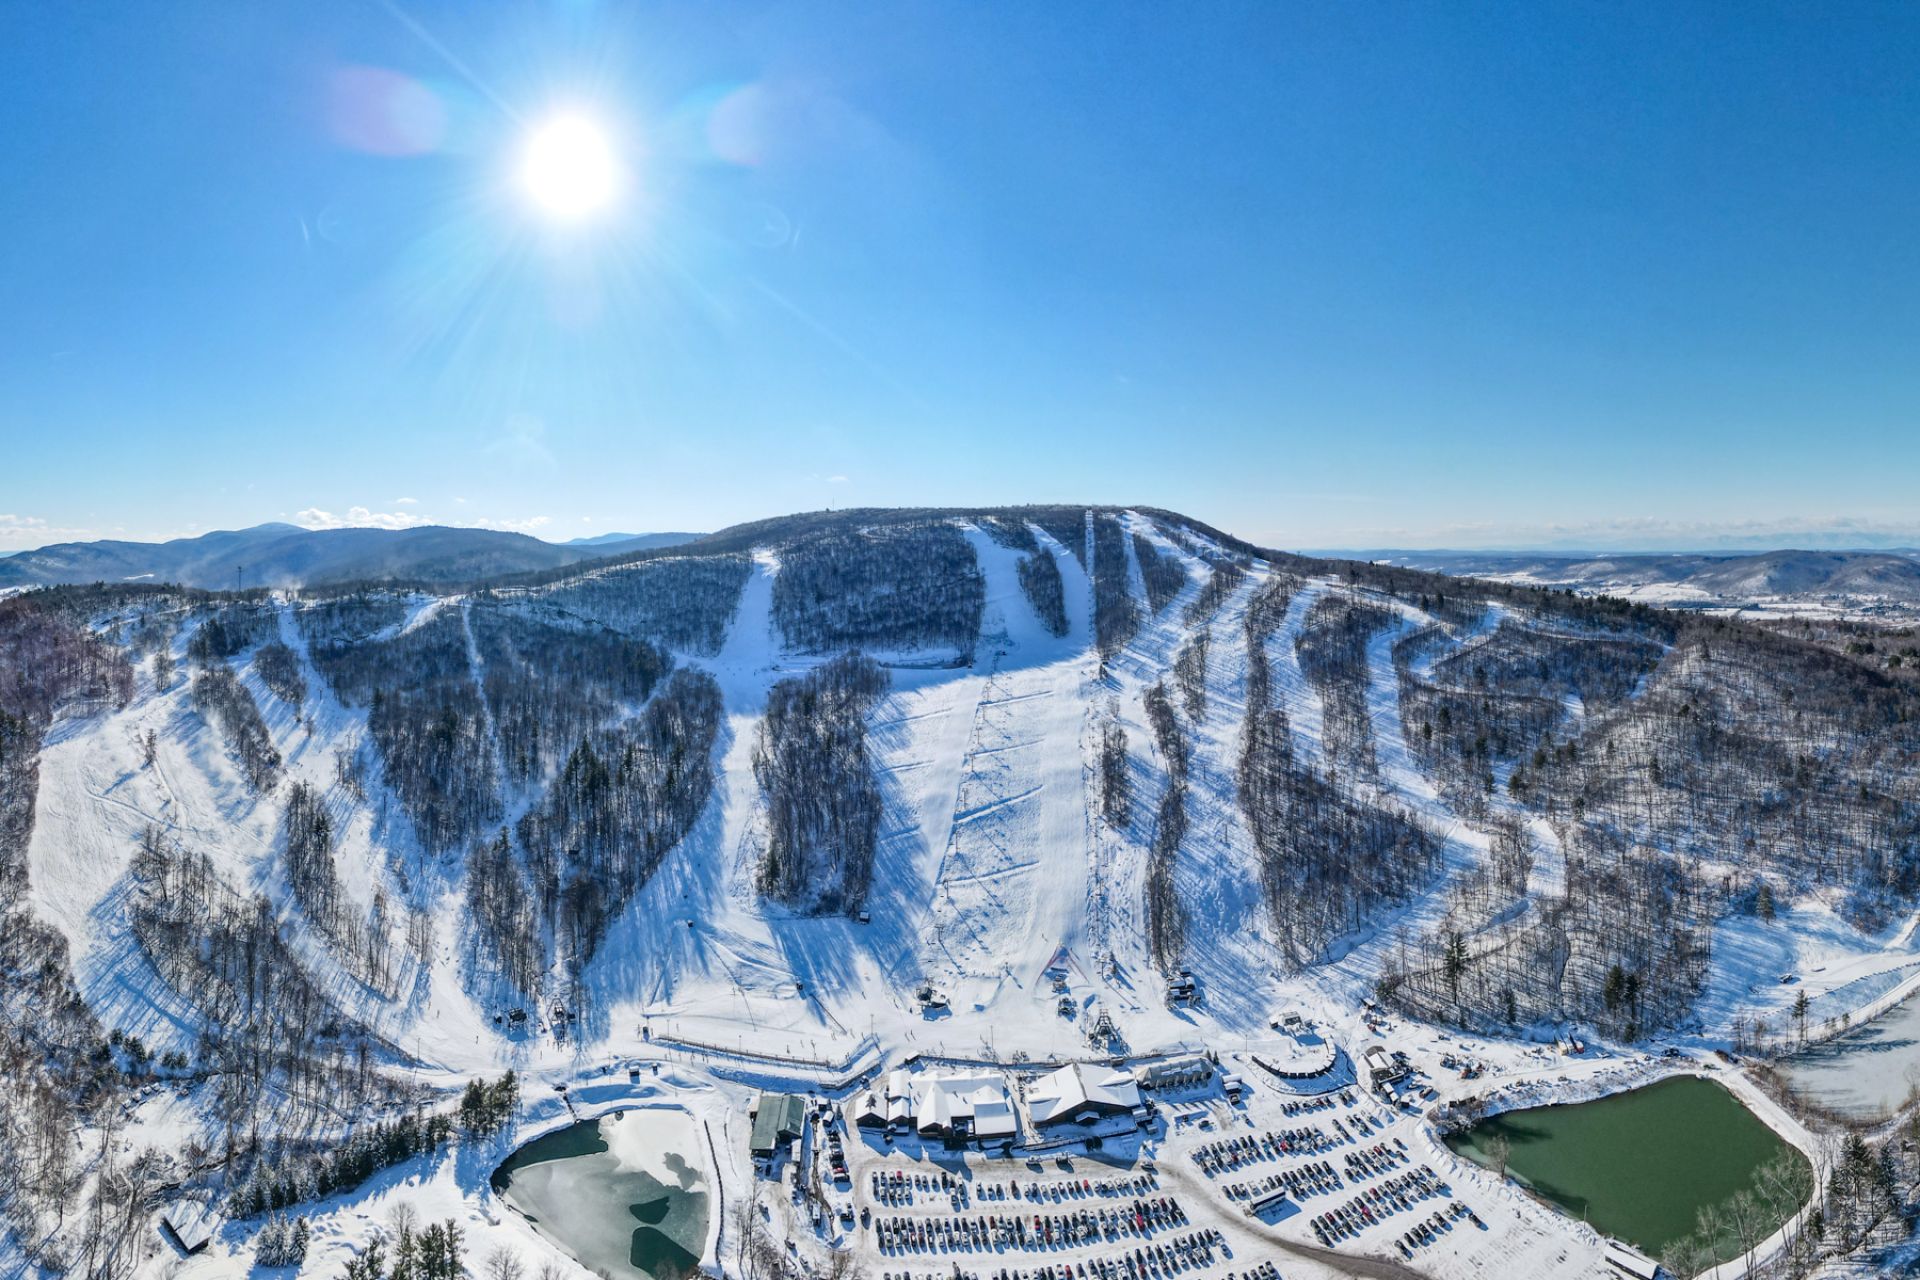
[18,509,1919,1280]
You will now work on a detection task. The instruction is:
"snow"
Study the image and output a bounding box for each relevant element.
[22,513,1916,1280]
[1026,1062,1142,1124]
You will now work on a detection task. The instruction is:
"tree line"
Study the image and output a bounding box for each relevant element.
[755,652,890,913]
[517,667,723,979]
[1142,681,1189,973]
[773,522,985,658]
[1238,576,1444,966]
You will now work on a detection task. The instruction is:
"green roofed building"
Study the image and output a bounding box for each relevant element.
[749,1092,807,1159]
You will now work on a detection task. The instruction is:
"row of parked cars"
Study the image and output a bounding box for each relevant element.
[873,1195,1191,1254]
[1191,1125,1334,1174]
[1307,1164,1450,1249]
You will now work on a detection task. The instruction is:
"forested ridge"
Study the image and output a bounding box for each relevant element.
[6,505,1920,1277]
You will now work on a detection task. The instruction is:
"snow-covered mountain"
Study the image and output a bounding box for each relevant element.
[6,504,1919,1279]
[1368,548,1920,621]
[0,523,702,590]
[561,531,704,550]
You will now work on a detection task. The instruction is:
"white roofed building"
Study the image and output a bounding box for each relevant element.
[1137,1055,1212,1090]
[1028,1062,1143,1128]
[909,1071,1017,1141]
[850,1090,887,1128]
[1603,1242,1660,1280]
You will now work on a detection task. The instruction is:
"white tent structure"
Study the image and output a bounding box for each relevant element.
[1028,1062,1143,1127]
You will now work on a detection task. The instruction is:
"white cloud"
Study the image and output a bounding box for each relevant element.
[470,514,553,534]
[393,496,420,506]
[0,514,97,549]
[296,506,434,531]
[825,474,850,485]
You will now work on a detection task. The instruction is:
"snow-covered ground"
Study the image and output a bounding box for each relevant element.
[24,512,1920,1280]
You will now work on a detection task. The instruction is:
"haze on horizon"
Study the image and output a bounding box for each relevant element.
[3,3,1918,553]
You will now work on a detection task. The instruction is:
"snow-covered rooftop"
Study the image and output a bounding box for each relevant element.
[1027,1061,1142,1126]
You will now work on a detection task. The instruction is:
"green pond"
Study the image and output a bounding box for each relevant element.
[492,1109,708,1280]
[1445,1075,1808,1265]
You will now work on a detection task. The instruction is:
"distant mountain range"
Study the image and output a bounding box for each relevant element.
[562,531,701,548]
[1363,548,1920,619]
[0,524,703,590]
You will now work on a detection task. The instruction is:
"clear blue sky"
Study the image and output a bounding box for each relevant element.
[3,2,1918,552]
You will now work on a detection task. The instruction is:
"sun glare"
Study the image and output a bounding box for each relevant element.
[519,113,620,221]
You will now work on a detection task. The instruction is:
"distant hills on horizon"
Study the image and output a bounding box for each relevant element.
[1355,547,1920,619]
[0,523,703,590]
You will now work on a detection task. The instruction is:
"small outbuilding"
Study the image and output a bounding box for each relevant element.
[1363,1045,1406,1091]
[1603,1241,1660,1280]
[850,1091,888,1129]
[160,1202,221,1255]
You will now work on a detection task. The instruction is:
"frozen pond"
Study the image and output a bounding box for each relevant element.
[491,1108,708,1280]
[1778,989,1920,1120]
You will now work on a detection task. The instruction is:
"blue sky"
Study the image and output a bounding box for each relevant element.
[3,2,1917,552]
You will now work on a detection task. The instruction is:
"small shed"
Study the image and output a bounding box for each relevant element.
[161,1202,221,1255]
[1603,1242,1660,1280]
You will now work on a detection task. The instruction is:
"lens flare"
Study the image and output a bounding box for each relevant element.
[519,114,620,221]
[326,65,447,156]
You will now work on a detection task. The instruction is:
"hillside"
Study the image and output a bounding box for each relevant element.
[0,524,703,590]
[5,505,1920,1279]
[1376,547,1920,622]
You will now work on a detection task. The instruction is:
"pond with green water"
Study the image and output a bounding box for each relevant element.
[1445,1075,1808,1266]
[492,1108,709,1280]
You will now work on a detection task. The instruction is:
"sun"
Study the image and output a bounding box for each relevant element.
[519,113,621,221]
